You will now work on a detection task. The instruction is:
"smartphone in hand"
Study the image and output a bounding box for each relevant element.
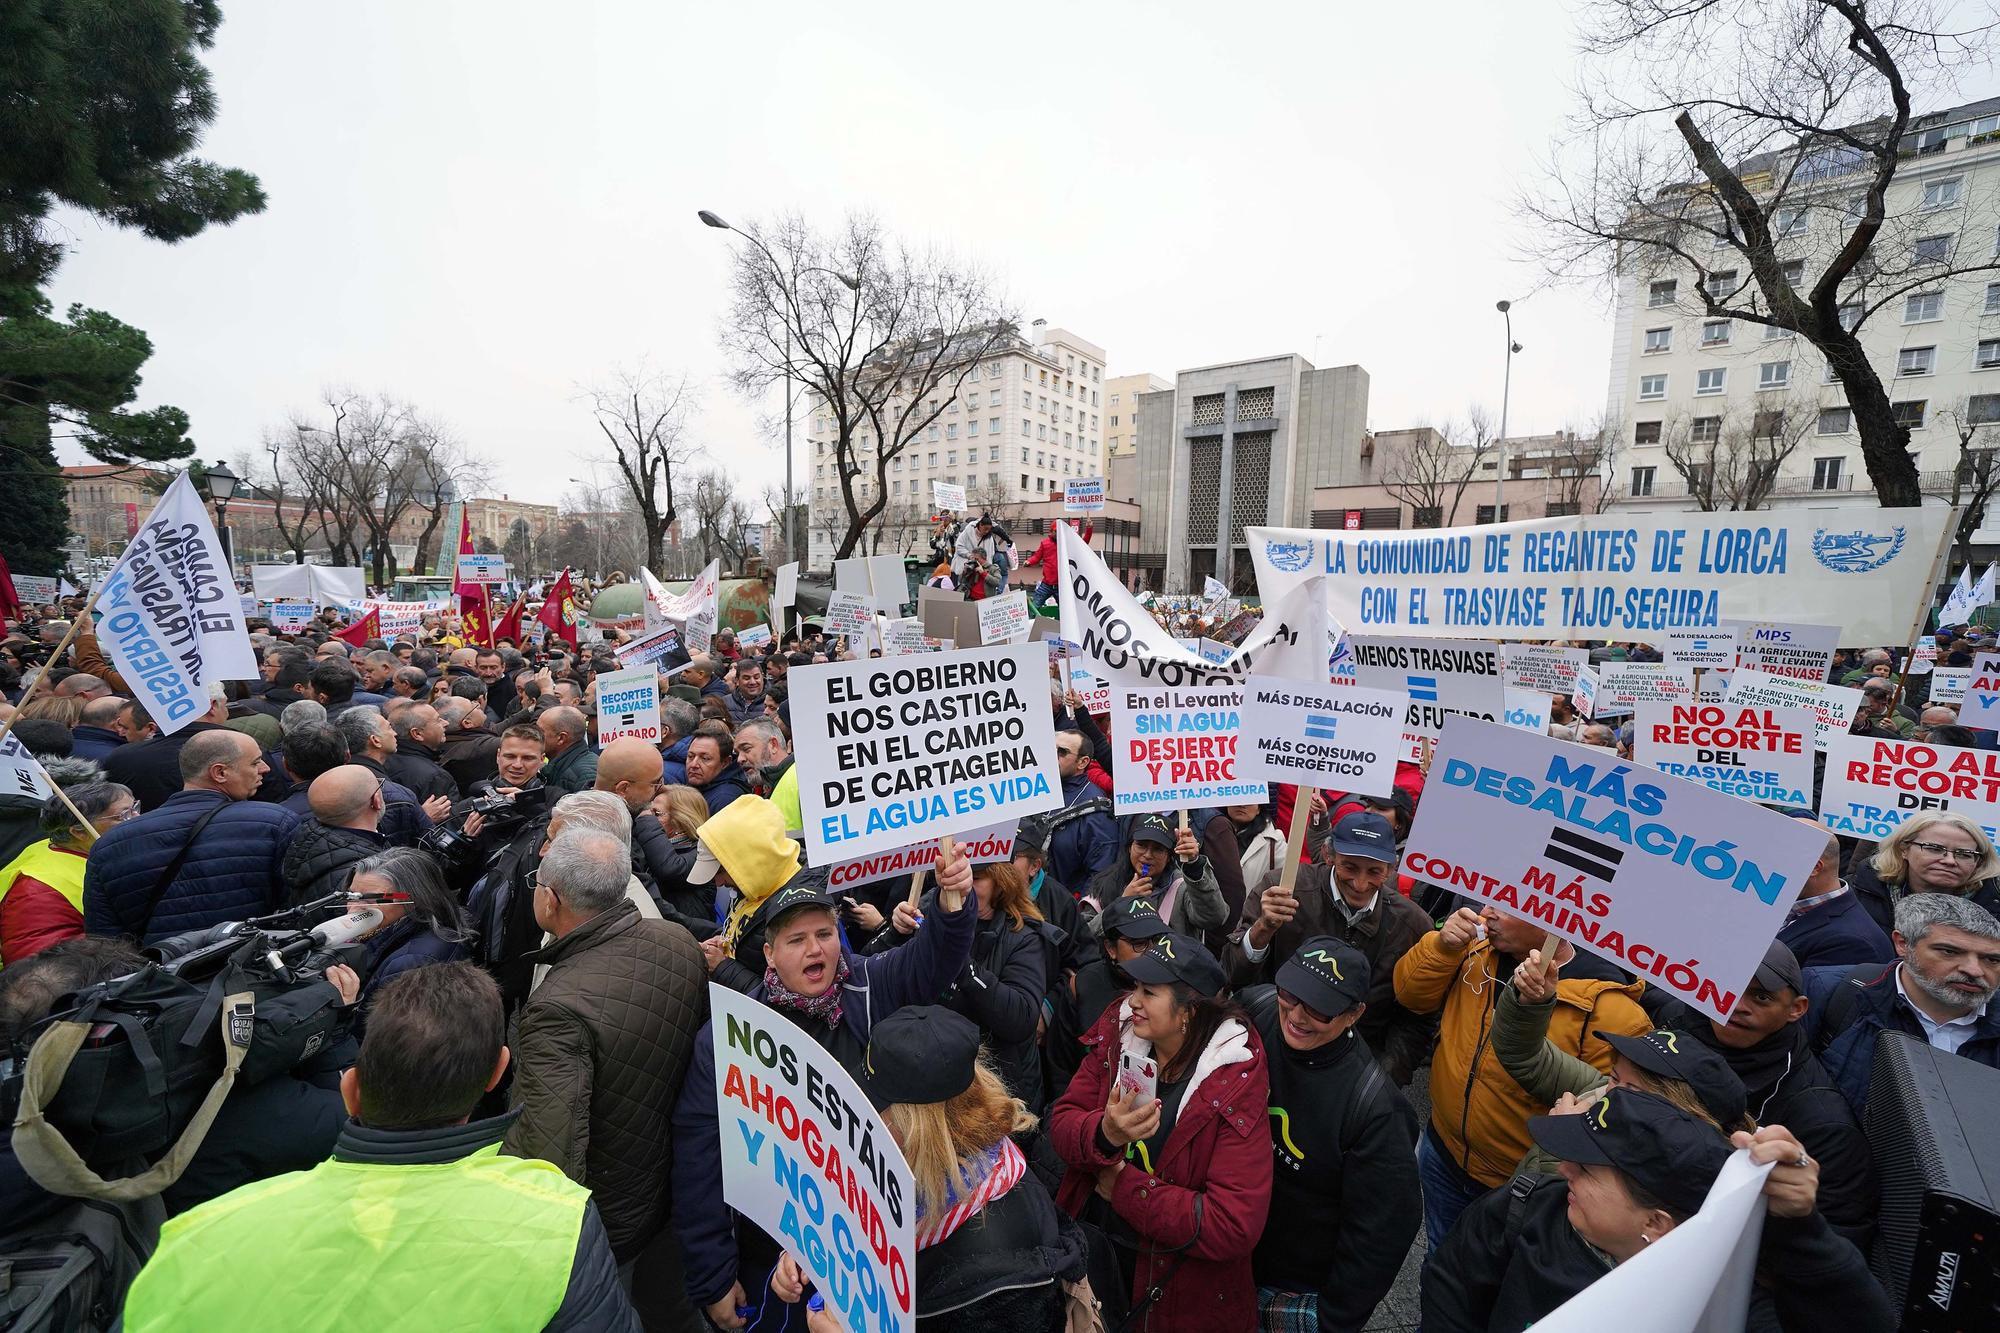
[1116,1050,1159,1110]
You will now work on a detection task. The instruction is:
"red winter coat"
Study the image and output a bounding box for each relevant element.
[1050,1002,1272,1332]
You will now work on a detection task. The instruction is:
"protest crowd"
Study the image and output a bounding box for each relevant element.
[2,486,1997,1333]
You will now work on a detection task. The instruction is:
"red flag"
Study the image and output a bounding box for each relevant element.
[494,591,527,645]
[0,552,21,623]
[537,569,579,649]
[450,507,492,648]
[337,606,381,648]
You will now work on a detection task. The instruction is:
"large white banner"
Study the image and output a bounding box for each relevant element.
[709,984,914,1333]
[1247,508,1953,645]
[1403,716,1826,1021]
[1348,636,1504,763]
[791,643,1061,863]
[94,472,256,734]
[1238,675,1405,796]
[1820,734,2000,842]
[1109,682,1267,812]
[1633,703,1816,808]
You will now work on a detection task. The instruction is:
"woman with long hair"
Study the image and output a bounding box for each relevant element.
[642,783,712,923]
[1048,932,1272,1332]
[0,781,135,965]
[781,1007,1090,1331]
[870,858,1059,1109]
[347,846,475,1018]
[1849,810,2000,935]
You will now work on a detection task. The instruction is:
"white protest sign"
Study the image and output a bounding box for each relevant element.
[595,665,661,745]
[1959,652,2000,728]
[709,984,914,1333]
[1064,477,1106,513]
[1820,734,2000,842]
[1202,575,1229,602]
[932,480,966,512]
[1503,644,1589,696]
[0,731,55,802]
[792,643,1060,863]
[1634,703,1816,808]
[1504,688,1553,735]
[454,553,507,585]
[1930,668,1969,706]
[684,611,713,657]
[824,822,1017,893]
[977,590,1031,645]
[824,591,875,641]
[94,472,257,734]
[1572,665,1599,718]
[239,595,258,621]
[1594,663,1696,715]
[882,618,935,656]
[1404,716,1827,1021]
[1196,638,1234,665]
[271,602,314,631]
[1723,668,1862,751]
[738,624,772,649]
[1721,620,1841,683]
[1348,636,1504,763]
[775,562,799,611]
[1908,635,1937,676]
[1067,664,1110,715]
[1238,675,1405,796]
[1109,682,1267,812]
[1249,508,1954,646]
[345,599,428,639]
[1664,629,1738,672]
[12,574,56,606]
[614,623,682,669]
[1534,1151,1771,1333]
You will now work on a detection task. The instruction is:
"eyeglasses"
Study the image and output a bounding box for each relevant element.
[1275,988,1332,1024]
[1056,747,1080,759]
[1910,840,1983,864]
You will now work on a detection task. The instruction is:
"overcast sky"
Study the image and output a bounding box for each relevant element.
[53,0,1634,509]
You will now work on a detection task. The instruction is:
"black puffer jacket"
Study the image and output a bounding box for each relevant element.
[631,811,707,924]
[503,898,708,1262]
[915,1171,1089,1332]
[281,822,388,906]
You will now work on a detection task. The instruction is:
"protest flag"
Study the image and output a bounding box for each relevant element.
[1978,562,1999,614]
[81,471,258,736]
[336,606,381,648]
[1939,565,1975,626]
[451,508,491,648]
[0,552,21,622]
[493,591,527,645]
[538,569,580,648]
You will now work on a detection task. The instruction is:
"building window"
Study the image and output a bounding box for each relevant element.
[1109,415,1119,427]
[945,426,957,442]
[1758,360,1791,389]
[1634,420,1662,445]
[1648,280,1677,307]
[1893,400,1928,429]
[1631,466,1656,497]
[1691,416,1721,444]
[1703,270,1737,301]
[1696,368,1726,395]
[1644,327,1672,353]
[1775,206,1808,236]
[967,420,979,437]
[1978,338,2000,370]
[1839,301,1862,330]
[1913,234,1952,266]
[988,390,1001,407]
[1922,177,1963,210]
[1639,374,1667,400]
[1110,393,1121,406]
[1686,462,1714,494]
[988,443,999,461]
[1812,457,1843,490]
[1412,506,1443,529]
[1020,419,1031,436]
[1898,346,1935,377]
[1905,291,1944,323]
[1545,502,1581,518]
[1020,474,1030,491]
[1780,259,1805,287]
[1817,407,1852,434]
[1763,321,1791,340]
[1701,320,1731,346]
[1475,504,1511,525]
[1969,394,2000,424]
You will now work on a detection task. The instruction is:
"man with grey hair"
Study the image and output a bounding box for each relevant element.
[386,701,460,805]
[659,697,700,785]
[53,671,110,701]
[537,705,598,798]
[1808,891,2000,1113]
[438,693,502,791]
[505,827,706,1287]
[281,698,328,735]
[732,717,798,832]
[336,705,451,832]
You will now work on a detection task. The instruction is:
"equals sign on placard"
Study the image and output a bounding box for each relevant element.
[1303,713,1339,741]
[1407,675,1439,702]
[1543,825,1624,882]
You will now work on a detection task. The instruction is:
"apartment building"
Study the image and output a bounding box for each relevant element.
[803,319,1107,568]
[1606,96,2000,517]
[1104,372,1172,457]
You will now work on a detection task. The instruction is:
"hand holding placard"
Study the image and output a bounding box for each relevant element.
[934,834,968,911]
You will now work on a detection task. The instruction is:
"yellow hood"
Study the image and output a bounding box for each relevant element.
[697,796,801,904]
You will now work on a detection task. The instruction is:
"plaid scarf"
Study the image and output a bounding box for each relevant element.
[762,955,849,1027]
[915,1137,1027,1249]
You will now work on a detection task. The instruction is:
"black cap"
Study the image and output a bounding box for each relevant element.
[1528,1088,1730,1217]
[1121,932,1228,997]
[1132,814,1175,848]
[1752,939,1804,996]
[762,881,838,928]
[1595,1029,1747,1127]
[1328,811,1396,863]
[1098,895,1169,941]
[858,1006,980,1108]
[1275,936,1370,1018]
[1013,815,1051,856]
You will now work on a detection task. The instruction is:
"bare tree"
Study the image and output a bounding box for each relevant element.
[555,478,645,580]
[1660,397,1818,510]
[683,469,757,573]
[716,211,1018,561]
[1548,417,1616,514]
[1379,411,1496,527]
[583,365,699,574]
[1932,399,2000,566]
[1526,0,1999,506]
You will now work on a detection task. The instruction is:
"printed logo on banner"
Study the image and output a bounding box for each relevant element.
[1266,540,1316,573]
[1810,526,1906,573]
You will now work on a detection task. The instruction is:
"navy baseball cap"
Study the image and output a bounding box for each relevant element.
[1121,932,1228,997]
[1275,936,1369,1019]
[859,1006,981,1109]
[1098,895,1168,941]
[761,880,839,928]
[1132,814,1176,848]
[1751,939,1804,996]
[1328,811,1396,863]
[1528,1088,1730,1217]
[1596,1028,1747,1127]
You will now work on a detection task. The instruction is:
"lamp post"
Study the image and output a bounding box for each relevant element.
[700,209,859,567]
[1493,301,1523,518]
[204,459,241,574]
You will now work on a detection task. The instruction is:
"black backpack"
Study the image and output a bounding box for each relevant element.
[0,1196,160,1332]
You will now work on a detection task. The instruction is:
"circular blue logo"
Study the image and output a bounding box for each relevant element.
[1811,526,1906,573]
[1265,540,1316,573]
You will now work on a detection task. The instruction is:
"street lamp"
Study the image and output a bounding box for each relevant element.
[699,209,859,569]
[1493,301,1524,518]
[204,459,240,572]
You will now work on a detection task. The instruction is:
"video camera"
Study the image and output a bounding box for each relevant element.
[419,780,548,873]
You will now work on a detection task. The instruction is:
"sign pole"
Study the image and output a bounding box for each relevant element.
[0,584,107,756]
[1277,789,1313,895]
[907,868,926,910]
[1892,505,1963,718]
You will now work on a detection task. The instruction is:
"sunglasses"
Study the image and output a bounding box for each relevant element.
[1276,988,1333,1024]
